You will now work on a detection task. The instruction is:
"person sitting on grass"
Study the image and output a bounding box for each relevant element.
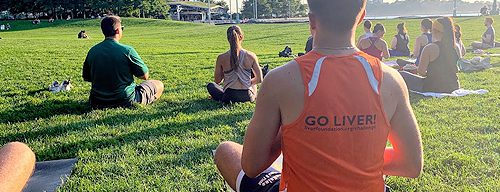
[359,23,390,60]
[305,35,314,53]
[471,17,495,50]
[207,25,263,104]
[78,30,89,39]
[413,18,433,65]
[32,18,41,25]
[356,20,373,46]
[83,16,164,109]
[400,17,461,93]
[214,0,423,191]
[0,142,36,192]
[455,24,466,57]
[389,22,411,57]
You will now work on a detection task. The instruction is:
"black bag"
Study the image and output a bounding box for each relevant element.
[279,46,293,57]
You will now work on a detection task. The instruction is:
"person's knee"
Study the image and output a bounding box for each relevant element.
[207,82,216,90]
[3,142,36,164]
[148,80,163,90]
[214,141,238,165]
[156,80,164,93]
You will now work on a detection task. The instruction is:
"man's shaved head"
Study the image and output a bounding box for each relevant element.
[307,0,366,33]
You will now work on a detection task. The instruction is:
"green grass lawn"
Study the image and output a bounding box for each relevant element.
[0,16,498,191]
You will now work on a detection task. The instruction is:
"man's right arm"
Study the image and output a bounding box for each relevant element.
[382,68,423,178]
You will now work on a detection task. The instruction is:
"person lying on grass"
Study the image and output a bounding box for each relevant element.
[471,17,496,50]
[0,142,35,192]
[207,25,263,104]
[214,0,423,191]
[359,23,390,60]
[83,16,164,109]
[400,17,462,93]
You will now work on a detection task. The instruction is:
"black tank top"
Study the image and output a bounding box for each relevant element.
[395,33,410,55]
[423,42,460,93]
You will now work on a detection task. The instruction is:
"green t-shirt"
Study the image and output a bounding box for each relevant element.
[83,38,149,107]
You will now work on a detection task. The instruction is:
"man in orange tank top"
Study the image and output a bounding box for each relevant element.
[214,0,423,191]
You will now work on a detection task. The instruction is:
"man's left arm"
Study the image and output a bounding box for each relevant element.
[241,70,282,178]
[128,48,149,80]
[82,56,91,82]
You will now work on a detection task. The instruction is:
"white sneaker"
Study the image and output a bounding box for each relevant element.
[61,80,73,91]
[49,81,61,93]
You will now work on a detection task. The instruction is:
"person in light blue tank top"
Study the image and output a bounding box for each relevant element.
[414,18,433,65]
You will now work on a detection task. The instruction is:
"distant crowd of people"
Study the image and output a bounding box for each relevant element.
[2,0,498,191]
[311,17,494,93]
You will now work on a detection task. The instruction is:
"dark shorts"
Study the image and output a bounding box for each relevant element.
[134,81,158,105]
[237,168,281,192]
[236,168,392,192]
[207,83,255,104]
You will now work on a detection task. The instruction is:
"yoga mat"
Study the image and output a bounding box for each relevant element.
[23,158,77,192]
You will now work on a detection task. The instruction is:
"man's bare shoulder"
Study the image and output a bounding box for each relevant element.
[381,64,405,88]
[380,64,409,119]
[263,60,302,93]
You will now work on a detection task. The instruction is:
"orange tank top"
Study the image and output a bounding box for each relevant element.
[279,51,391,192]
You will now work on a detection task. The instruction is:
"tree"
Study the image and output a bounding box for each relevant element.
[241,0,306,19]
[0,0,169,19]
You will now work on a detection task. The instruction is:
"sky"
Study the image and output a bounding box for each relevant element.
[223,0,493,12]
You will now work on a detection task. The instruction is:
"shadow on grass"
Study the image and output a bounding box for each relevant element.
[0,98,249,161]
[409,92,426,105]
[37,110,251,160]
[0,99,91,124]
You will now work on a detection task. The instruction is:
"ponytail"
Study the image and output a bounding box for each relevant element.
[227,25,243,70]
[397,22,407,35]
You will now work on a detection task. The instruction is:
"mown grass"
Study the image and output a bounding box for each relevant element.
[0,17,498,191]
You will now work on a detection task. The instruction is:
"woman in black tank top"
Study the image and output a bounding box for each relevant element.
[399,17,460,93]
[389,23,411,57]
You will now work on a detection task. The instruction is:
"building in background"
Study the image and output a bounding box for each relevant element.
[168,1,228,21]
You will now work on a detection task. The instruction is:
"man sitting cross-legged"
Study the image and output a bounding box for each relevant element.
[83,16,164,109]
[471,17,496,50]
[214,0,423,191]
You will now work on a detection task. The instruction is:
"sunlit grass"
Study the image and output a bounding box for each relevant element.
[0,17,498,191]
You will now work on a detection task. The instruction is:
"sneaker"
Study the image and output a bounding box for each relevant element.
[61,80,72,91]
[49,81,61,93]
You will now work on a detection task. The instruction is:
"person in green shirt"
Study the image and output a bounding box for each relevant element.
[83,16,164,109]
